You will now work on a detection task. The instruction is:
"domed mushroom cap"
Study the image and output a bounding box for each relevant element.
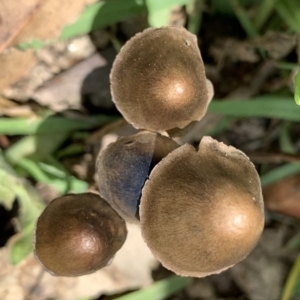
[34,193,127,277]
[140,136,264,277]
[110,26,214,132]
[96,131,179,223]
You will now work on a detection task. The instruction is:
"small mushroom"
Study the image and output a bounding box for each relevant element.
[34,193,127,277]
[96,131,179,223]
[140,136,264,277]
[110,26,214,132]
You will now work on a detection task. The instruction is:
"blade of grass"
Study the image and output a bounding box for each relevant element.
[276,0,300,33]
[115,275,192,300]
[5,134,67,165]
[0,151,44,264]
[279,122,297,154]
[253,0,276,31]
[41,156,88,193]
[211,0,234,15]
[61,0,192,39]
[285,233,300,252]
[229,0,258,38]
[10,179,43,264]
[39,160,87,194]
[17,158,53,184]
[148,7,172,27]
[0,115,116,135]
[276,62,300,70]
[281,0,300,26]
[206,116,234,136]
[61,0,146,39]
[208,97,300,121]
[15,158,87,194]
[294,68,300,105]
[260,163,300,187]
[228,0,267,58]
[56,144,85,159]
[186,0,205,34]
[281,250,300,300]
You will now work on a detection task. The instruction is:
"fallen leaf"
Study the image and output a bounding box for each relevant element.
[0,48,36,92]
[32,49,115,111]
[0,0,40,53]
[210,38,259,64]
[2,36,96,100]
[253,32,296,60]
[264,174,300,219]
[0,0,97,53]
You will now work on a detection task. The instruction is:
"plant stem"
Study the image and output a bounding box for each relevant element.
[281,250,300,300]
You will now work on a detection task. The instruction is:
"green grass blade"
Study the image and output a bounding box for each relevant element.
[148,7,171,27]
[276,0,300,33]
[260,163,300,187]
[0,115,115,135]
[276,62,300,70]
[5,134,67,165]
[9,222,36,265]
[281,250,300,300]
[115,275,192,300]
[15,158,87,195]
[61,0,146,39]
[279,122,297,154]
[209,97,300,121]
[61,0,192,39]
[9,181,43,264]
[294,68,300,105]
[187,0,205,34]
[253,0,276,31]
[229,0,258,38]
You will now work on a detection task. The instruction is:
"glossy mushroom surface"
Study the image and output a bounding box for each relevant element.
[96,131,179,223]
[110,26,214,132]
[140,136,264,277]
[34,193,127,277]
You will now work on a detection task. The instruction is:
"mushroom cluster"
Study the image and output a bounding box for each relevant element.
[34,26,264,278]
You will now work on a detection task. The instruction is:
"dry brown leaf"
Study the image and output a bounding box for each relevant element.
[2,36,96,100]
[264,174,300,219]
[253,32,296,59]
[0,0,41,53]
[15,0,96,44]
[0,96,35,117]
[0,0,96,53]
[32,50,114,112]
[0,48,37,92]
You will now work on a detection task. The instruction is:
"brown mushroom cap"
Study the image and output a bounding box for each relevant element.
[110,26,214,132]
[34,193,127,277]
[96,131,179,223]
[140,136,264,277]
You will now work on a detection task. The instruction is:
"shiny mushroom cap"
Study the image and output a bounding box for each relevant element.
[110,26,214,132]
[96,131,179,223]
[34,193,127,277]
[140,136,264,277]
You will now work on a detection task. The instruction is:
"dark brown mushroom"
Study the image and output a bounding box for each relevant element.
[96,131,179,223]
[110,26,214,132]
[140,136,264,277]
[34,193,127,277]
